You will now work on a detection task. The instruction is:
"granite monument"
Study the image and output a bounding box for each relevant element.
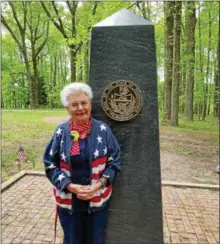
[88,8,163,244]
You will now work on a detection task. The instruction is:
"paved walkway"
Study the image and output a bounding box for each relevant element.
[1,175,219,244]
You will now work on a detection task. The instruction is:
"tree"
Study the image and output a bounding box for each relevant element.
[75,2,99,82]
[171,1,182,126]
[38,76,48,106]
[2,36,28,109]
[214,2,220,120]
[26,2,49,107]
[2,2,34,107]
[184,2,196,120]
[2,2,49,108]
[41,1,80,83]
[136,1,151,20]
[195,2,205,120]
[163,2,175,121]
[202,8,212,120]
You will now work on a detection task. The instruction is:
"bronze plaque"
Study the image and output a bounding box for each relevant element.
[101,80,142,121]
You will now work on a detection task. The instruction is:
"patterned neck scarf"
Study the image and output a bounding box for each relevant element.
[69,119,92,156]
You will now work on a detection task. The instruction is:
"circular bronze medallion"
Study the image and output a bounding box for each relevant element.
[101,80,142,121]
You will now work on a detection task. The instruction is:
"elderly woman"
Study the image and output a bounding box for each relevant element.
[43,82,121,244]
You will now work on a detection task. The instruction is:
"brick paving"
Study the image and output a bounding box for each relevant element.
[1,175,219,244]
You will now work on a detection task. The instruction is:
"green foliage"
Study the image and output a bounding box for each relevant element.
[2,1,219,122]
[194,2,219,114]
[2,35,28,108]
[48,86,63,108]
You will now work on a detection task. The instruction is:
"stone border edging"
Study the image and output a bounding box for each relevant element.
[162,180,219,190]
[1,170,219,192]
[1,170,45,193]
[1,170,26,193]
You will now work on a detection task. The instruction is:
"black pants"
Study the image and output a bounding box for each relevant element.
[58,206,109,244]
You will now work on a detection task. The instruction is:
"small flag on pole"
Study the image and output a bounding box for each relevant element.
[17,146,28,162]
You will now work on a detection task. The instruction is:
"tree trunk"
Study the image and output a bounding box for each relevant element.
[60,49,67,85]
[82,3,98,83]
[70,6,77,83]
[33,59,39,108]
[53,54,57,87]
[50,55,53,89]
[70,46,76,82]
[139,1,151,20]
[208,60,215,116]
[23,53,34,108]
[146,1,151,19]
[202,10,212,121]
[83,44,89,83]
[180,19,186,114]
[214,64,220,120]
[140,2,147,19]
[197,3,204,120]
[184,2,196,120]
[77,53,83,82]
[32,48,39,108]
[171,1,182,126]
[1,89,4,108]
[163,2,175,121]
[214,2,220,120]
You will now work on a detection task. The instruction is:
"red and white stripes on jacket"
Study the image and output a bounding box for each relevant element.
[90,156,112,207]
[53,156,112,210]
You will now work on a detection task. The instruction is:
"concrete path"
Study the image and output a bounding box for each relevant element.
[1,175,219,244]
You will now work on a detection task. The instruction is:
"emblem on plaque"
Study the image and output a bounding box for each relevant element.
[101,80,142,121]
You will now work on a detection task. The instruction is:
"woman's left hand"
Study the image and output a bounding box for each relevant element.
[76,184,100,200]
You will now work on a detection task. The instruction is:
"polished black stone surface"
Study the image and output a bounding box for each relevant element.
[88,9,163,244]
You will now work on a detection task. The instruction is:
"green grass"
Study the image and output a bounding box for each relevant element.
[159,113,219,135]
[175,146,195,155]
[1,109,219,182]
[2,109,67,181]
[167,120,218,133]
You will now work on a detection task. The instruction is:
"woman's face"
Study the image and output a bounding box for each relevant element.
[66,92,92,124]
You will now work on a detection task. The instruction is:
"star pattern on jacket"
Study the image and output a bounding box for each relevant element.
[100,124,107,132]
[61,152,66,161]
[56,128,62,136]
[108,156,114,161]
[49,149,53,156]
[57,173,65,182]
[103,147,107,155]
[91,124,109,159]
[47,163,56,169]
[60,140,64,147]
[93,149,99,158]
[97,135,102,143]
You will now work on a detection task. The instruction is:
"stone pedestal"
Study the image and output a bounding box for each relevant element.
[88,8,163,244]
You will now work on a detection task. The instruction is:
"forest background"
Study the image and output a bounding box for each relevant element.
[2,1,219,124]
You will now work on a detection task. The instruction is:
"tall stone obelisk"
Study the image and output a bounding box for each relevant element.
[88,9,163,244]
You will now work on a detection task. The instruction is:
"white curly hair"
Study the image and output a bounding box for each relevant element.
[60,82,93,107]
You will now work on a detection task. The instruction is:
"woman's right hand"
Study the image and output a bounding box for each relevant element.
[66,183,83,194]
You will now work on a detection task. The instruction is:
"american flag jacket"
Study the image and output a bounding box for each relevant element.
[43,118,121,213]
